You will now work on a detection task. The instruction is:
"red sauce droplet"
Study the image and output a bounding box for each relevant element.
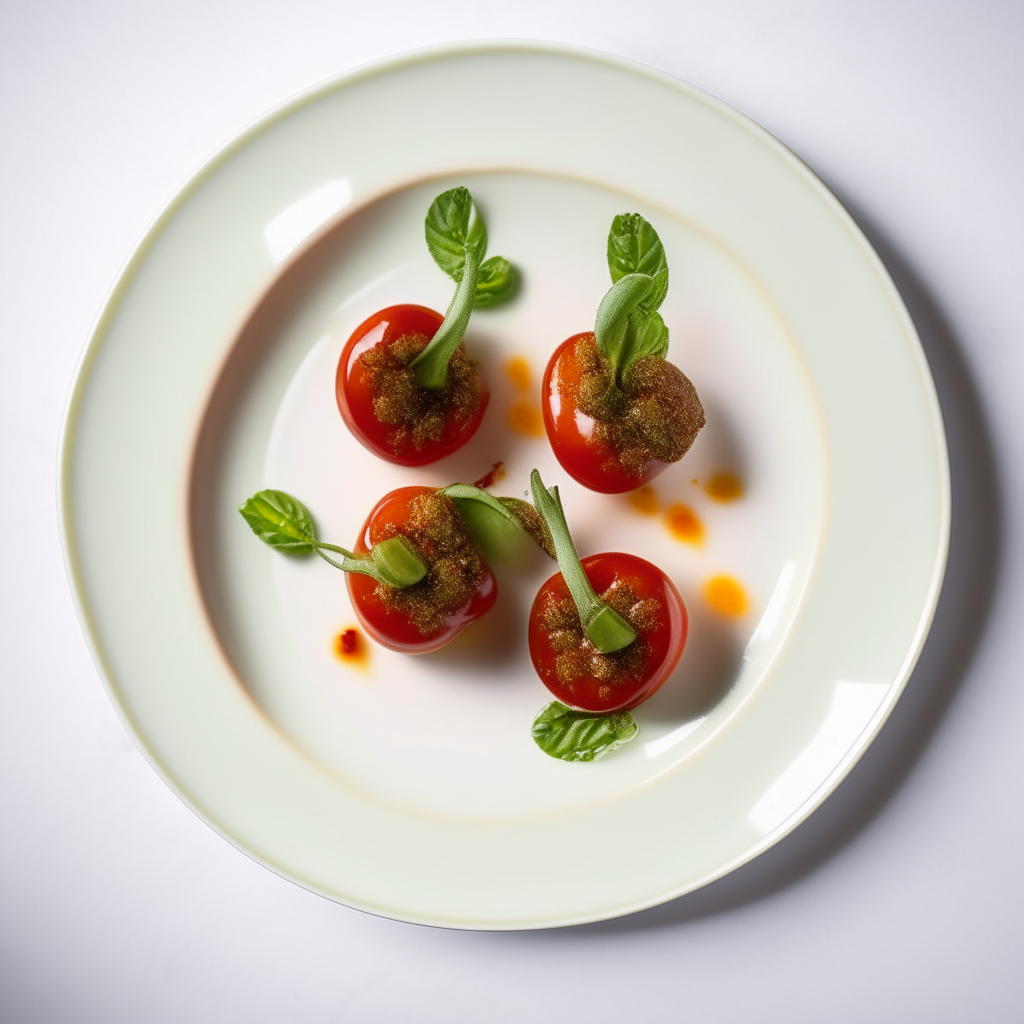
[473,461,506,489]
[333,626,369,667]
[664,503,705,545]
[705,472,744,503]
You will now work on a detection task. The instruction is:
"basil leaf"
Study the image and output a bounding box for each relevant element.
[424,186,488,283]
[607,213,668,312]
[239,489,317,553]
[620,308,670,373]
[594,273,656,369]
[531,702,639,762]
[473,255,518,309]
[443,484,538,563]
[497,497,555,559]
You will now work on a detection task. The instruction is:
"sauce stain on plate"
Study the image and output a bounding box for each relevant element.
[703,575,748,617]
[334,626,370,669]
[504,356,545,438]
[473,461,506,489]
[504,356,532,392]
[628,485,660,516]
[664,503,704,545]
[704,472,744,503]
[507,401,545,437]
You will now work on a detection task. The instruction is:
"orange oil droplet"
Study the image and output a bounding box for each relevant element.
[333,627,369,668]
[705,472,744,503]
[507,400,546,438]
[504,356,532,393]
[628,485,660,516]
[664,503,704,544]
[703,575,749,617]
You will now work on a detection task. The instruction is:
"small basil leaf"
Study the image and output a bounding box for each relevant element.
[594,273,656,368]
[473,255,519,309]
[369,536,428,588]
[607,213,669,312]
[531,702,639,762]
[620,308,670,377]
[443,484,534,563]
[239,489,317,553]
[424,186,488,283]
[497,497,555,559]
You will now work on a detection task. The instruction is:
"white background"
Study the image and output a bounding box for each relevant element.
[2,2,1021,1020]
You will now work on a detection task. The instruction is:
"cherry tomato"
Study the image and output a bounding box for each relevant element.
[348,485,497,654]
[542,333,704,494]
[528,551,687,713]
[336,304,488,466]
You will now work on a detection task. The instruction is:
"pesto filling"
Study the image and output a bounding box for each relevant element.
[573,335,705,479]
[358,333,481,453]
[539,579,662,696]
[375,490,485,636]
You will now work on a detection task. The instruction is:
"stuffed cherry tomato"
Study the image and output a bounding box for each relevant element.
[527,470,687,714]
[347,485,497,653]
[239,480,549,655]
[336,186,517,465]
[529,550,687,713]
[542,214,704,494]
[336,304,488,466]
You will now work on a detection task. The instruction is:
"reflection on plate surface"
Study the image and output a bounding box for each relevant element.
[264,179,353,264]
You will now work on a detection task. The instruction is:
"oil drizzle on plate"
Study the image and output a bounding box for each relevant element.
[704,472,744,503]
[664,503,704,545]
[628,485,660,516]
[504,357,545,438]
[703,575,748,617]
[504,356,532,392]
[507,401,545,437]
[334,626,370,669]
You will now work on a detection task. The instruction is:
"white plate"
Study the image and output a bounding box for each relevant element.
[58,43,948,929]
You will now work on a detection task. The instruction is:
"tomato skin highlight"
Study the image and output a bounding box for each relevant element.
[528,551,687,713]
[542,333,672,494]
[336,304,489,466]
[347,486,498,654]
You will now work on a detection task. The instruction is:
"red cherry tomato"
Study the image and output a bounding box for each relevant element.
[348,485,498,654]
[336,304,488,466]
[544,333,706,494]
[528,551,687,713]
[542,333,669,493]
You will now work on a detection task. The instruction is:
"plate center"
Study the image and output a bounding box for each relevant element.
[192,171,826,821]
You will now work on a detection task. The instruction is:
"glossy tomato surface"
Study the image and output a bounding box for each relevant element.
[542,333,670,493]
[336,304,488,466]
[348,485,497,654]
[528,551,687,713]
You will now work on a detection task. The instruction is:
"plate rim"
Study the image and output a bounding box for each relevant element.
[57,39,951,929]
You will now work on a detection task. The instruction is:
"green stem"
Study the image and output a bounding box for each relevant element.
[315,537,427,589]
[409,242,482,389]
[529,470,637,654]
